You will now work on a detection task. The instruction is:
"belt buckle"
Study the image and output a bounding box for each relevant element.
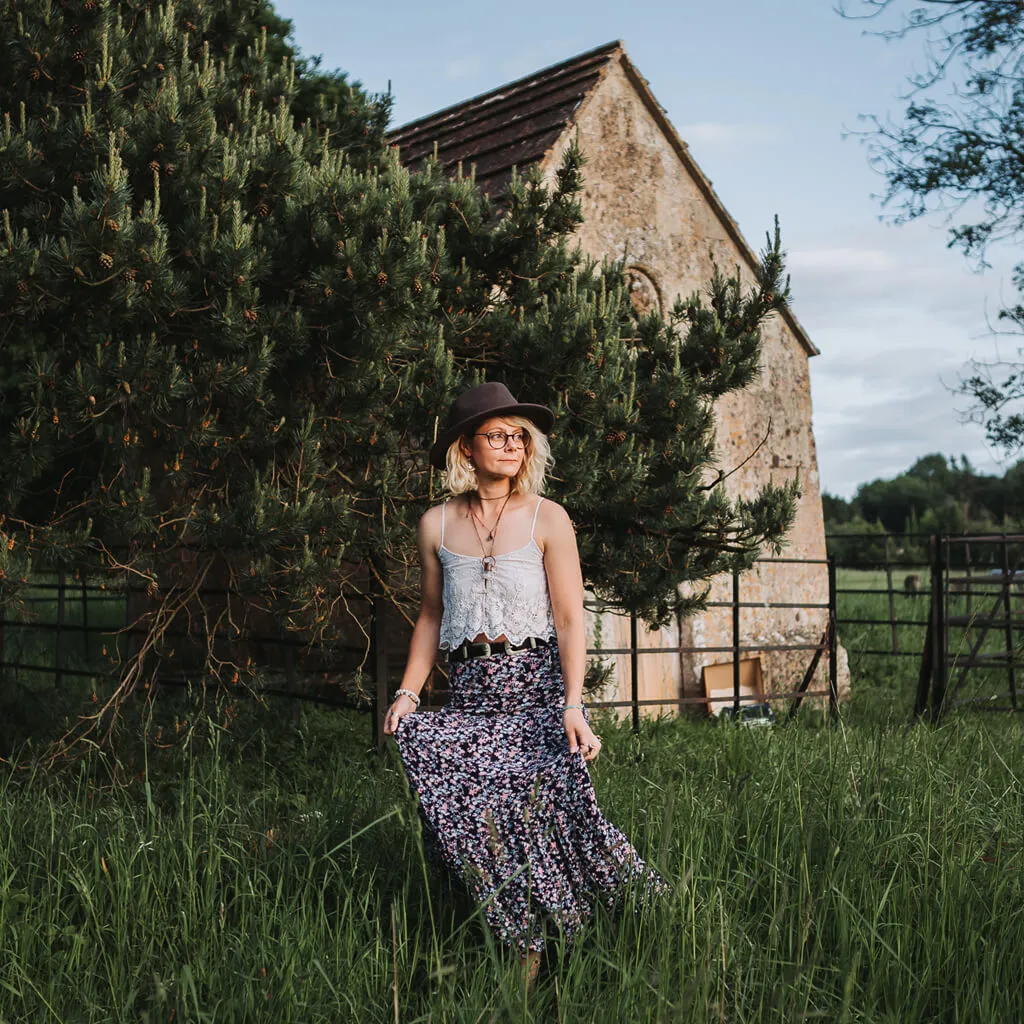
[479,641,492,659]
[507,637,536,657]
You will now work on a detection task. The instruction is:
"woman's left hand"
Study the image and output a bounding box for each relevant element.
[563,708,602,762]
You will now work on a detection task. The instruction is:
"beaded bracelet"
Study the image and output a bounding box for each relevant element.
[393,688,421,707]
[563,702,585,712]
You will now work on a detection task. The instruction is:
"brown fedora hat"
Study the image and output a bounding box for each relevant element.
[429,381,554,470]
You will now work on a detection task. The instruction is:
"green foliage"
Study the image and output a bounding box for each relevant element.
[824,452,1024,556]
[0,0,798,745]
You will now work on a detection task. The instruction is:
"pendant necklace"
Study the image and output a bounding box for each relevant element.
[468,490,513,588]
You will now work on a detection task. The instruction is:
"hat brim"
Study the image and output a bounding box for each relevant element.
[429,403,554,470]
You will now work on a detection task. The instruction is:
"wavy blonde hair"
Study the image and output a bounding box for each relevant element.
[442,414,553,496]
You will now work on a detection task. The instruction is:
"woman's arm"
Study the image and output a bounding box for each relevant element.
[383,511,443,735]
[542,501,602,761]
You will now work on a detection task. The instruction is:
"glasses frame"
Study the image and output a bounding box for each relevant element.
[472,429,532,450]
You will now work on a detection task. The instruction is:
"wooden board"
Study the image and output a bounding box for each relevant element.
[701,657,764,716]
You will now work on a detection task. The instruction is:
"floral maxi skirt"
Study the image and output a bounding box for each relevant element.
[394,640,669,953]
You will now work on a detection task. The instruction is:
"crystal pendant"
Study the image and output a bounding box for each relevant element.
[481,554,496,587]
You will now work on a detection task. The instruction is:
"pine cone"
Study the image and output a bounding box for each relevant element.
[16,281,28,295]
[243,309,258,323]
[376,271,388,288]
[123,268,136,282]
[412,277,423,295]
[99,253,113,269]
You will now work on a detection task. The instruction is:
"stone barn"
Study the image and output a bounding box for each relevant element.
[390,40,849,715]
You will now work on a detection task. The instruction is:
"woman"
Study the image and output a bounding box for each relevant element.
[384,381,668,977]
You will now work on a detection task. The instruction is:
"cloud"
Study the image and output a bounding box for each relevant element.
[443,55,484,81]
[788,246,894,274]
[791,221,1022,497]
[678,122,783,152]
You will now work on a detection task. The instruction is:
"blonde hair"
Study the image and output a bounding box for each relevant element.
[442,414,553,496]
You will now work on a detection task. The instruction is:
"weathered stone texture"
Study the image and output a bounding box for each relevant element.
[391,42,849,714]
[543,56,848,713]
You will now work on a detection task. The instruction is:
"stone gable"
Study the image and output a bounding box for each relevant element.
[392,43,849,713]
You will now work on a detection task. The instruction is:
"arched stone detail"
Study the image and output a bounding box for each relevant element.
[625,264,663,319]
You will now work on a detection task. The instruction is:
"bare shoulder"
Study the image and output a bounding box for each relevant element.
[417,501,448,557]
[534,496,576,551]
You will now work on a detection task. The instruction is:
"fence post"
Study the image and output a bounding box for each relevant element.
[913,610,934,719]
[369,552,390,749]
[964,540,973,649]
[80,571,91,665]
[1001,534,1018,710]
[884,534,899,654]
[56,569,66,692]
[929,534,947,719]
[732,570,741,717]
[630,609,639,733]
[828,556,839,721]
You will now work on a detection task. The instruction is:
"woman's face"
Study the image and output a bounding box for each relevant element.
[461,417,530,481]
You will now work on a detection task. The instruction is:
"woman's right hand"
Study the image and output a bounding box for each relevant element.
[383,693,418,735]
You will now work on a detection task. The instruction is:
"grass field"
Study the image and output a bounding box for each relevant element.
[1,576,1023,1021]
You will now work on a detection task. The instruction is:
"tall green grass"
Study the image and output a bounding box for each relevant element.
[2,702,1023,1022]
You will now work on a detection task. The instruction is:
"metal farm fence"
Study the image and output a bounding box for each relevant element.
[1,554,838,746]
[827,531,1024,718]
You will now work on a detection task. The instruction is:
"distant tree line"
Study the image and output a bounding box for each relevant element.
[824,454,1024,567]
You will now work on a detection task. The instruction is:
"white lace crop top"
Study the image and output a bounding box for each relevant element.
[437,496,558,651]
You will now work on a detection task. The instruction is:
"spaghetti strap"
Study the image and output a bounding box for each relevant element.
[530,497,544,540]
[440,500,448,549]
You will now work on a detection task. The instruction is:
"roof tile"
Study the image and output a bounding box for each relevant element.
[389,41,620,193]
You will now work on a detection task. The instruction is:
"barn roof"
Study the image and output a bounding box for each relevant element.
[389,42,818,358]
[387,41,620,195]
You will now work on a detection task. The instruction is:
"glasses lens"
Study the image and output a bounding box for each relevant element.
[484,431,530,448]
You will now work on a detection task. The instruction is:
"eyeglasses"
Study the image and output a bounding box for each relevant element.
[474,430,531,450]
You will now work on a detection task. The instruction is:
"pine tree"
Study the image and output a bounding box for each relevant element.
[0,0,798,746]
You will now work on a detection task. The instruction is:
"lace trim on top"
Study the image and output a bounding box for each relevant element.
[437,498,557,651]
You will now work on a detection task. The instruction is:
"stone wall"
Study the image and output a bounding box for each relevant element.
[544,56,849,714]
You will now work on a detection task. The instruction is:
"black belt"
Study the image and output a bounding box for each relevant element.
[447,636,549,664]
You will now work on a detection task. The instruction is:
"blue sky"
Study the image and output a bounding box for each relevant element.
[276,0,1018,498]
